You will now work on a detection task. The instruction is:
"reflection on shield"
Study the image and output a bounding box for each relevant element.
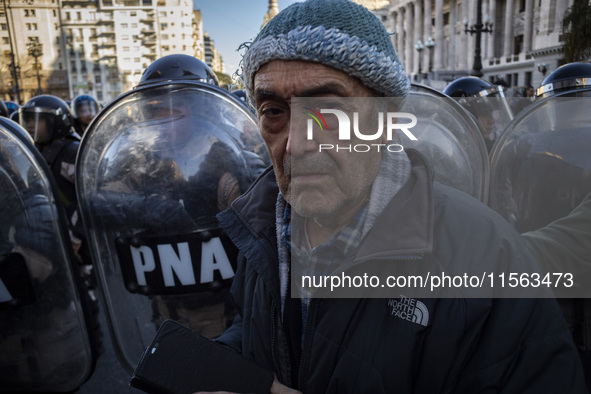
[0,121,94,392]
[490,96,591,233]
[77,82,266,373]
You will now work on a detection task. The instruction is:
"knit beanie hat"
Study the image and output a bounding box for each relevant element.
[241,0,410,99]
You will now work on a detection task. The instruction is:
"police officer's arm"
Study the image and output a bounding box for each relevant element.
[522,192,591,276]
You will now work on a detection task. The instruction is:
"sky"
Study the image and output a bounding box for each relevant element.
[193,0,301,79]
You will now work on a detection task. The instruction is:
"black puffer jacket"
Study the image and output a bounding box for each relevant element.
[216,151,587,393]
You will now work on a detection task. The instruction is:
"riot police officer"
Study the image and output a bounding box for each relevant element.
[536,62,591,99]
[0,99,9,118]
[76,54,270,373]
[444,76,514,153]
[18,95,83,254]
[71,94,101,135]
[489,61,591,388]
[0,117,97,392]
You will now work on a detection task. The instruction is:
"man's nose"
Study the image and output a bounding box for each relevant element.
[287,120,318,157]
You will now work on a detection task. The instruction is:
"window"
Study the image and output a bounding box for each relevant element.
[130,11,137,16]
[0,24,6,31]
[2,37,8,44]
[159,11,166,17]
[160,23,167,29]
[134,57,140,62]
[122,35,129,40]
[131,23,137,28]
[123,46,130,52]
[28,36,39,42]
[26,23,31,30]
[31,9,36,17]
[66,12,71,20]
[33,23,38,30]
[53,10,57,17]
[161,34,168,40]
[24,9,29,16]
[55,23,59,30]
[77,12,81,20]
[121,23,128,28]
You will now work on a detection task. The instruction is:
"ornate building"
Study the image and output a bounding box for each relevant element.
[377,0,573,90]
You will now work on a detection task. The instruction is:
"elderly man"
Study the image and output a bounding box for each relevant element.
[215,0,587,392]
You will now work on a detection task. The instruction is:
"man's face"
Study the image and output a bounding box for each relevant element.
[77,103,97,127]
[25,115,51,144]
[254,60,383,222]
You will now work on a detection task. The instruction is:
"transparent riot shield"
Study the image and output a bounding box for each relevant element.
[0,118,94,392]
[76,82,265,373]
[405,84,490,202]
[489,94,591,233]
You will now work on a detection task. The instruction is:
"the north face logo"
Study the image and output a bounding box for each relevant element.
[388,297,429,327]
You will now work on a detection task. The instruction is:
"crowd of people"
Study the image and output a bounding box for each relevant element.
[1,0,590,392]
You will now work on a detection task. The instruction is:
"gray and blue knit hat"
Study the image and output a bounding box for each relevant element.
[241,0,410,99]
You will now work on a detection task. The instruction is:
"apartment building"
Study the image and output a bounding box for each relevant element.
[0,0,204,103]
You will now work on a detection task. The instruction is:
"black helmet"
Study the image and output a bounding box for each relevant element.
[443,77,501,97]
[137,54,219,88]
[19,95,74,142]
[231,89,247,104]
[0,115,34,144]
[0,99,8,117]
[5,101,20,116]
[536,62,591,98]
[71,94,100,121]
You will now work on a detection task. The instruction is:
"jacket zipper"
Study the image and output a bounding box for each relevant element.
[270,297,285,385]
[297,298,320,392]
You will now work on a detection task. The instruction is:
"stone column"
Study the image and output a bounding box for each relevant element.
[423,0,432,72]
[487,0,496,59]
[449,0,457,71]
[434,0,443,70]
[523,0,534,52]
[503,0,514,57]
[458,0,469,69]
[405,3,414,73]
[414,0,423,75]
[397,9,405,65]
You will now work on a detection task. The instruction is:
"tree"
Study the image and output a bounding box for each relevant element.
[214,71,234,89]
[562,0,591,62]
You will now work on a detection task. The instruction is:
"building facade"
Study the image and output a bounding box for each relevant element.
[378,0,573,91]
[0,0,205,104]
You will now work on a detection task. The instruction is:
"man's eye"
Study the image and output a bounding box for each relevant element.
[262,107,284,117]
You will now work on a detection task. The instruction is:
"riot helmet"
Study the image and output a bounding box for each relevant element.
[0,99,8,118]
[18,95,74,144]
[5,101,20,116]
[231,89,247,104]
[536,62,591,99]
[443,76,497,97]
[0,116,34,144]
[9,110,18,122]
[137,54,219,88]
[444,77,514,152]
[72,94,100,131]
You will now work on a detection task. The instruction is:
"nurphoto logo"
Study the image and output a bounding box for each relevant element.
[304,107,418,152]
